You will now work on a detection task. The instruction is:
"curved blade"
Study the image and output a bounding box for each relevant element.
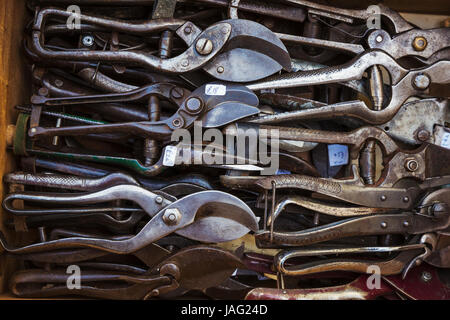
[203,49,285,82]
[202,101,260,128]
[155,246,244,291]
[173,191,259,242]
[220,19,291,71]
[199,82,259,109]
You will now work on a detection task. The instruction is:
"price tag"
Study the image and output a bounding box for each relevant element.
[205,84,226,96]
[441,131,450,149]
[327,144,349,167]
[163,146,178,167]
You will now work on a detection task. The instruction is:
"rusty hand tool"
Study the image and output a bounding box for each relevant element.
[37,0,307,22]
[16,157,215,191]
[28,82,259,140]
[32,8,291,82]
[255,189,450,247]
[247,51,449,125]
[9,246,244,299]
[272,234,436,280]
[245,263,450,300]
[4,171,210,195]
[0,188,258,254]
[274,2,449,61]
[224,124,450,206]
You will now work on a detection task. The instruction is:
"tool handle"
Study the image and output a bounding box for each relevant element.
[10,269,170,299]
[256,214,415,246]
[255,174,417,208]
[3,185,169,216]
[4,172,139,192]
[245,276,393,300]
[275,249,423,277]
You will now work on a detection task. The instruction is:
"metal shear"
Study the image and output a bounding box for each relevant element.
[9,245,244,299]
[31,8,291,82]
[0,187,259,254]
[224,125,450,208]
[276,2,449,62]
[273,234,437,281]
[245,263,450,300]
[28,82,259,140]
[247,50,449,125]
[255,189,450,247]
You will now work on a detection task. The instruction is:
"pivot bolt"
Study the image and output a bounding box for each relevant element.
[170,87,184,99]
[412,36,427,51]
[416,129,430,142]
[405,159,419,172]
[195,38,213,55]
[155,196,163,204]
[54,79,64,88]
[185,97,203,113]
[376,35,383,43]
[431,202,448,217]
[162,208,181,226]
[82,35,95,47]
[184,26,192,34]
[413,74,431,90]
[421,271,432,282]
[217,66,224,73]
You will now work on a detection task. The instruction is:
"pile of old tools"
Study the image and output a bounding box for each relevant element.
[1,0,449,299]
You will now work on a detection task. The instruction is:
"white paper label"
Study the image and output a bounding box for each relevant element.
[327,144,349,167]
[205,84,226,96]
[163,146,178,167]
[440,132,450,149]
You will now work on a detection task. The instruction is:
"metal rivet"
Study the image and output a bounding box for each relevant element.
[30,128,37,133]
[403,221,409,227]
[380,195,387,201]
[195,38,213,55]
[184,26,192,34]
[155,196,163,204]
[172,118,182,127]
[217,66,224,73]
[82,35,95,47]
[222,26,229,34]
[163,208,181,226]
[54,79,64,88]
[376,35,383,43]
[412,74,431,90]
[412,36,427,51]
[403,196,409,203]
[380,222,387,228]
[416,129,430,142]
[38,87,49,97]
[181,59,189,67]
[421,271,432,282]
[405,159,419,172]
[185,97,203,113]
